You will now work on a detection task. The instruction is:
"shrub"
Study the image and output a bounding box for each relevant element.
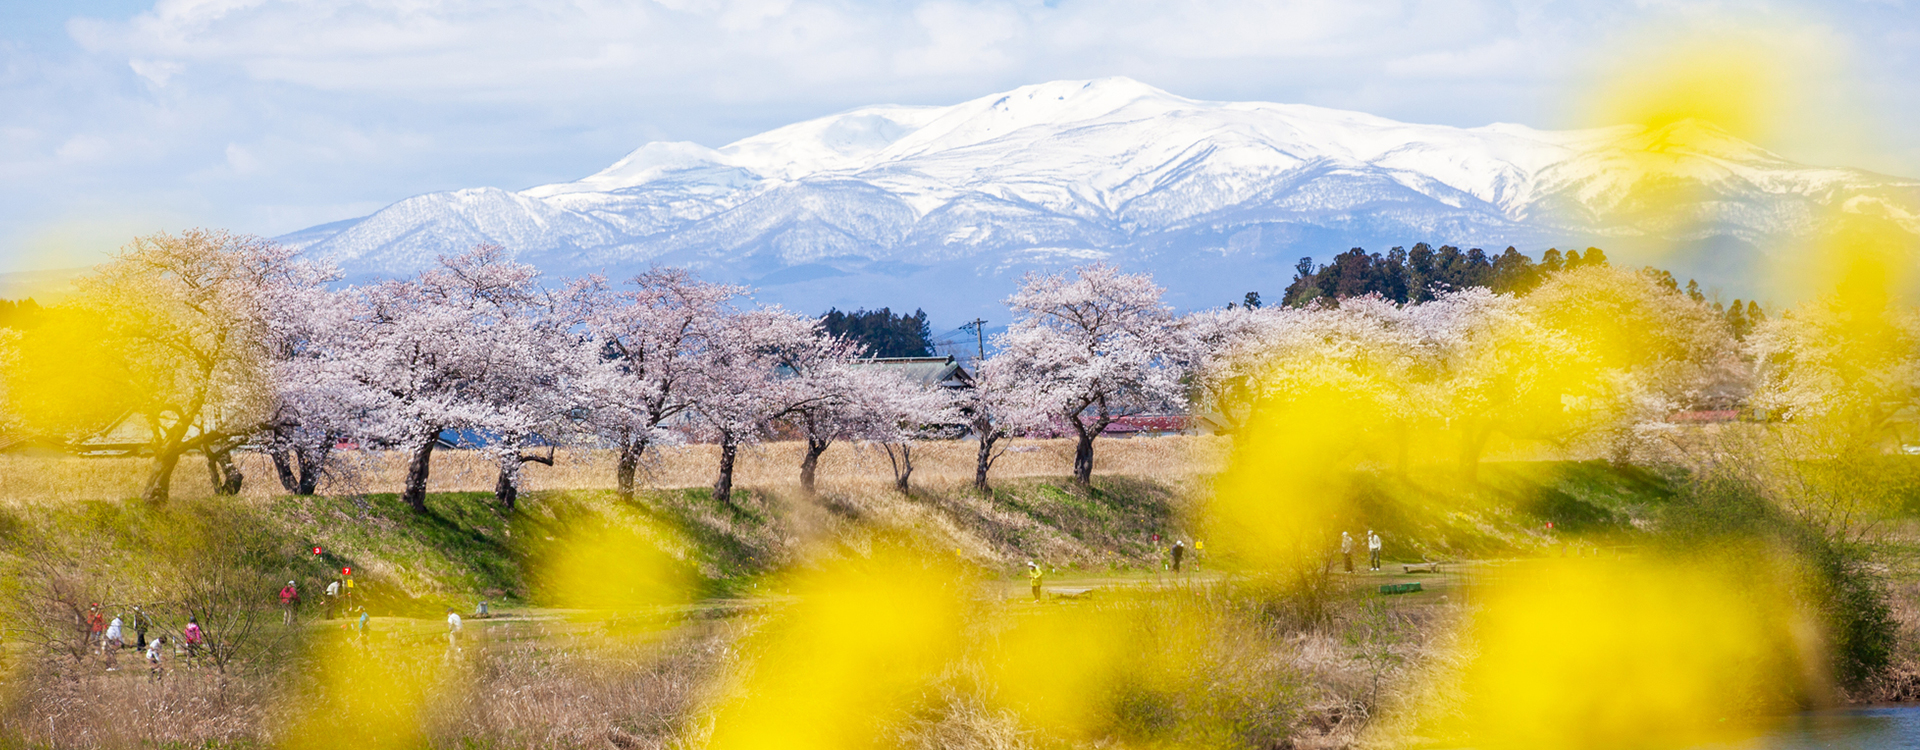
[1659,475,1896,693]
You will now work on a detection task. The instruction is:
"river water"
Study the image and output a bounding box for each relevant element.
[1721,706,1920,749]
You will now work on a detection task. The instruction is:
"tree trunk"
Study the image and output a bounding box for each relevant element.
[616,439,644,502]
[142,449,183,504]
[496,445,553,511]
[295,442,331,496]
[403,433,437,513]
[1072,427,1097,486]
[713,436,739,508]
[974,431,1000,493]
[1458,423,1493,486]
[205,446,244,496]
[271,449,300,494]
[887,442,914,493]
[799,437,830,494]
[494,453,521,511]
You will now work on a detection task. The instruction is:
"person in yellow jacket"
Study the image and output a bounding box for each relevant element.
[1027,561,1044,602]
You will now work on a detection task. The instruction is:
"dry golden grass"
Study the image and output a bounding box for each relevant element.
[0,582,1434,750]
[0,661,272,747]
[0,435,1233,506]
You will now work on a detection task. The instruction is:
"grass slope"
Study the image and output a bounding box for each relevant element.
[246,461,1672,614]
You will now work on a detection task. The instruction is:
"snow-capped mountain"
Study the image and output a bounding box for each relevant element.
[281,77,1920,320]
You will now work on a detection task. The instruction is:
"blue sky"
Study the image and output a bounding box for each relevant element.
[1,0,1916,274]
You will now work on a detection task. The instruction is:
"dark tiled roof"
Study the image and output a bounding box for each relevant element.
[851,355,973,388]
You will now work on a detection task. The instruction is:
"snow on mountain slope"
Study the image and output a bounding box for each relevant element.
[284,77,1920,320]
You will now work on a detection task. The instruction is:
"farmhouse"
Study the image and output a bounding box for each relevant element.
[849,355,973,391]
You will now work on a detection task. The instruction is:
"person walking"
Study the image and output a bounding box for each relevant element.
[1171,540,1186,573]
[132,605,148,650]
[325,579,340,620]
[1341,531,1355,573]
[356,607,370,651]
[183,616,204,664]
[104,615,124,670]
[145,636,165,681]
[1026,561,1044,602]
[1367,529,1383,571]
[86,605,105,653]
[445,609,463,655]
[279,581,300,626]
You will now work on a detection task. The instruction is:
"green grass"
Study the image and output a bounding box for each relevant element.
[0,461,1685,619]
[263,487,788,614]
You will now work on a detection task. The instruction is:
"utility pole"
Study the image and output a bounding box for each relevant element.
[961,318,988,361]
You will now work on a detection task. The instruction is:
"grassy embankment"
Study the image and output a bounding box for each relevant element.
[1,437,1671,611]
[177,445,1675,614]
[4,437,1913,749]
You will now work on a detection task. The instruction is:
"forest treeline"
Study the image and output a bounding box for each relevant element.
[819,307,935,358]
[1270,244,1770,338]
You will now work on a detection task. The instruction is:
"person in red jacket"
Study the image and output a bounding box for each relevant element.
[86,605,105,654]
[279,581,300,626]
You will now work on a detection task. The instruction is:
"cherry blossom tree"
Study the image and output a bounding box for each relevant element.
[261,281,369,496]
[571,269,750,500]
[1518,265,1740,466]
[965,354,1054,493]
[993,264,1187,485]
[687,307,821,507]
[776,333,876,493]
[1180,304,1300,435]
[344,246,567,512]
[850,369,959,493]
[1197,266,1735,480]
[2,230,331,503]
[1195,295,1441,475]
[1748,295,1920,443]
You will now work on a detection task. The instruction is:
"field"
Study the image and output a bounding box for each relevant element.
[0,436,1229,506]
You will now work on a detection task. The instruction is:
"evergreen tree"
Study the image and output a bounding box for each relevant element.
[1284,257,1324,306]
[1383,246,1411,301]
[1407,243,1437,302]
[1242,291,1262,310]
[1464,247,1494,288]
[818,307,935,357]
[1489,247,1539,294]
[1273,243,1754,317]
[1726,299,1752,339]
[1644,268,1680,293]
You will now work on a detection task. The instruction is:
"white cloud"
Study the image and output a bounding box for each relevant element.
[0,0,1915,275]
[63,0,1556,103]
[128,57,184,85]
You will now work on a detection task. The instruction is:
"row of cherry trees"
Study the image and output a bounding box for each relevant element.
[10,229,1895,510]
[268,247,975,511]
[0,234,1190,508]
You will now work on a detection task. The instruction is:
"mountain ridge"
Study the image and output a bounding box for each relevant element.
[280,77,1920,322]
